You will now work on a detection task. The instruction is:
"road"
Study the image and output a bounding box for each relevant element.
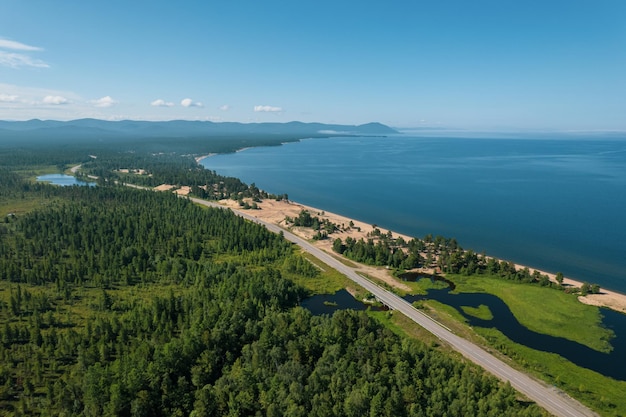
[189,197,598,417]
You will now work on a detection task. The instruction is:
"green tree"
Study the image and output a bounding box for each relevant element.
[555,272,564,286]
[580,282,591,295]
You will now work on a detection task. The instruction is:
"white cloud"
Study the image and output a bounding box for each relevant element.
[0,83,80,102]
[43,95,69,105]
[181,98,203,108]
[0,51,49,69]
[0,93,19,103]
[151,99,174,107]
[254,105,283,113]
[219,104,230,111]
[0,39,43,51]
[0,38,48,69]
[91,96,117,108]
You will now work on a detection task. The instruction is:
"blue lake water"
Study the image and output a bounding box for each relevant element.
[37,174,94,187]
[202,135,626,293]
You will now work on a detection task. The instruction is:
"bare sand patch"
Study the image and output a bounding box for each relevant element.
[195,154,216,163]
[154,184,176,192]
[174,186,192,196]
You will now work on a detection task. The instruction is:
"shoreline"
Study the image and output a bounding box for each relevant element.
[220,197,626,315]
[194,153,216,163]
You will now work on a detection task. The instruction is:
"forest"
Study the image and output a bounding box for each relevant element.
[0,162,546,416]
[329,231,601,294]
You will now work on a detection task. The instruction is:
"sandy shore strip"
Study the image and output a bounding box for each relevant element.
[220,197,626,314]
[195,153,216,163]
[512,262,626,314]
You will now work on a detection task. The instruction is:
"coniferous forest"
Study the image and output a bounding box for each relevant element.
[0,143,545,416]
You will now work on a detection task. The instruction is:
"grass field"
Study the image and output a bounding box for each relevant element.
[285,250,354,295]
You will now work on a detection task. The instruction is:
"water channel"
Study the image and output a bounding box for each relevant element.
[301,281,626,381]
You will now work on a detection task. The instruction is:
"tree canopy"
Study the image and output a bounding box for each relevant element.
[0,174,544,416]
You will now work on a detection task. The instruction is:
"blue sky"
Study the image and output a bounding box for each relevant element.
[1,0,625,130]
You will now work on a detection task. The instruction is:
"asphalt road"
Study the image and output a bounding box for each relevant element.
[188,197,599,417]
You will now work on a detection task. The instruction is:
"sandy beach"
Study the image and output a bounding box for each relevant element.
[195,154,216,164]
[220,197,626,315]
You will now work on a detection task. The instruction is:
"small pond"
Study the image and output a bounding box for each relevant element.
[300,289,384,316]
[37,174,95,187]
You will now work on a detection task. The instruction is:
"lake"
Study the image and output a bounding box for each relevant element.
[300,289,384,315]
[202,135,626,293]
[37,174,94,187]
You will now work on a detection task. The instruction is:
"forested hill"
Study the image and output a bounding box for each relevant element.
[0,119,397,144]
[0,178,543,416]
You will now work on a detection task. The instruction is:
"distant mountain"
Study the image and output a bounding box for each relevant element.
[0,119,397,143]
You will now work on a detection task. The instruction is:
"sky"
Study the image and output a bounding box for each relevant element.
[1,0,625,130]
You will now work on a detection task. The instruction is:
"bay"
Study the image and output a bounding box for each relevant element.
[201,135,626,293]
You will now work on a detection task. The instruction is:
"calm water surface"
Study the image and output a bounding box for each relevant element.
[37,174,94,187]
[203,136,626,293]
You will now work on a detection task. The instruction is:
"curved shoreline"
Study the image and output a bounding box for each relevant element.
[219,197,626,315]
[193,151,626,314]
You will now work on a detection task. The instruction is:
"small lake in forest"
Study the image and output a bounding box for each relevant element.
[302,286,626,381]
[37,174,95,187]
[300,289,384,315]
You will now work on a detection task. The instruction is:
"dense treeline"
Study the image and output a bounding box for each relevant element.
[331,232,601,292]
[78,153,255,200]
[1,186,293,288]
[0,175,545,416]
[0,133,313,169]
[0,132,309,202]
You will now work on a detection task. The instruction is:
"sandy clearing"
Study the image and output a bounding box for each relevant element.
[154,184,176,192]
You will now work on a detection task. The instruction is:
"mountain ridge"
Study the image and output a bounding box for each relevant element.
[0,119,397,142]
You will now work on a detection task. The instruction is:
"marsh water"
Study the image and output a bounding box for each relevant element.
[300,289,384,315]
[302,287,626,381]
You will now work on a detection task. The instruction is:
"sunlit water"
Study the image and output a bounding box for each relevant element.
[202,135,626,293]
[37,174,94,187]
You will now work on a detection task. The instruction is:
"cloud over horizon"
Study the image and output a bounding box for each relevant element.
[0,93,20,103]
[181,98,203,108]
[0,83,81,107]
[0,38,49,69]
[151,99,174,107]
[92,96,117,108]
[254,105,283,113]
[42,95,69,105]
